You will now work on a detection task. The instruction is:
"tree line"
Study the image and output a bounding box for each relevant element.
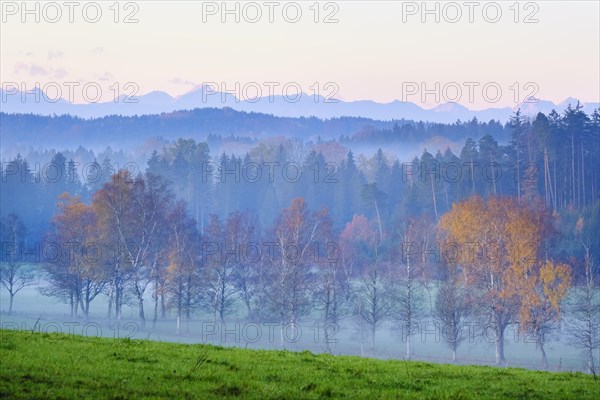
[1,186,598,370]
[1,106,598,370]
[2,107,598,243]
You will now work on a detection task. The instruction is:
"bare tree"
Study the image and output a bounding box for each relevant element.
[99,228,129,321]
[0,214,37,314]
[237,243,271,322]
[353,301,370,356]
[524,301,560,369]
[132,174,173,329]
[94,171,133,321]
[413,216,438,313]
[269,198,324,345]
[150,247,169,329]
[166,201,201,335]
[353,264,392,350]
[314,251,351,353]
[201,214,238,323]
[391,264,424,360]
[392,220,425,360]
[310,209,348,353]
[567,236,600,374]
[227,211,262,319]
[434,278,470,363]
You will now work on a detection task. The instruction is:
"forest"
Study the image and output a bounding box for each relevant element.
[1,105,599,371]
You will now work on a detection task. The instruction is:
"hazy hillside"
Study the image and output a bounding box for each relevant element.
[2,86,598,123]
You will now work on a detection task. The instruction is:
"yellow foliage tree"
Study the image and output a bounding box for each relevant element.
[439,196,572,366]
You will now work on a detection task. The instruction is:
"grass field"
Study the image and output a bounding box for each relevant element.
[1,329,599,399]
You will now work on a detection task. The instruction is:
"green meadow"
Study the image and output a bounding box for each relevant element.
[1,329,598,399]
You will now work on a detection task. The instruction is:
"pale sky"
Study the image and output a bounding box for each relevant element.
[1,0,599,108]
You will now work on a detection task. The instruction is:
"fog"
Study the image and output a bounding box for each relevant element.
[1,109,599,377]
[0,280,593,373]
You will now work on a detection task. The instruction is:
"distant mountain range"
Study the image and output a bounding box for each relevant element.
[1,85,597,123]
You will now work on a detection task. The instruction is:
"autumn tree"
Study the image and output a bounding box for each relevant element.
[439,196,561,365]
[335,215,370,304]
[501,203,572,368]
[44,194,105,317]
[339,214,380,266]
[93,171,173,328]
[518,261,572,368]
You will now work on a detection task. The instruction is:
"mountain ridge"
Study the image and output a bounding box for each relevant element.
[1,86,597,123]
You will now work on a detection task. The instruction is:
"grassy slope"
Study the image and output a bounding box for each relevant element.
[1,329,598,399]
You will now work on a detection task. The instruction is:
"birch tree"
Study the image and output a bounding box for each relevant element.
[93,171,173,328]
[0,214,37,314]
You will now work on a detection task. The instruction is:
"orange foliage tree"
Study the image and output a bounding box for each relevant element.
[44,193,105,317]
[439,196,572,366]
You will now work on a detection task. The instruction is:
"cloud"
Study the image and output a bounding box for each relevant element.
[30,64,48,76]
[97,71,114,81]
[91,47,104,55]
[170,77,196,86]
[48,50,64,59]
[53,68,68,79]
[14,62,28,73]
[14,62,49,76]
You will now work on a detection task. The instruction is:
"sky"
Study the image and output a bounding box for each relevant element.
[1,0,599,109]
